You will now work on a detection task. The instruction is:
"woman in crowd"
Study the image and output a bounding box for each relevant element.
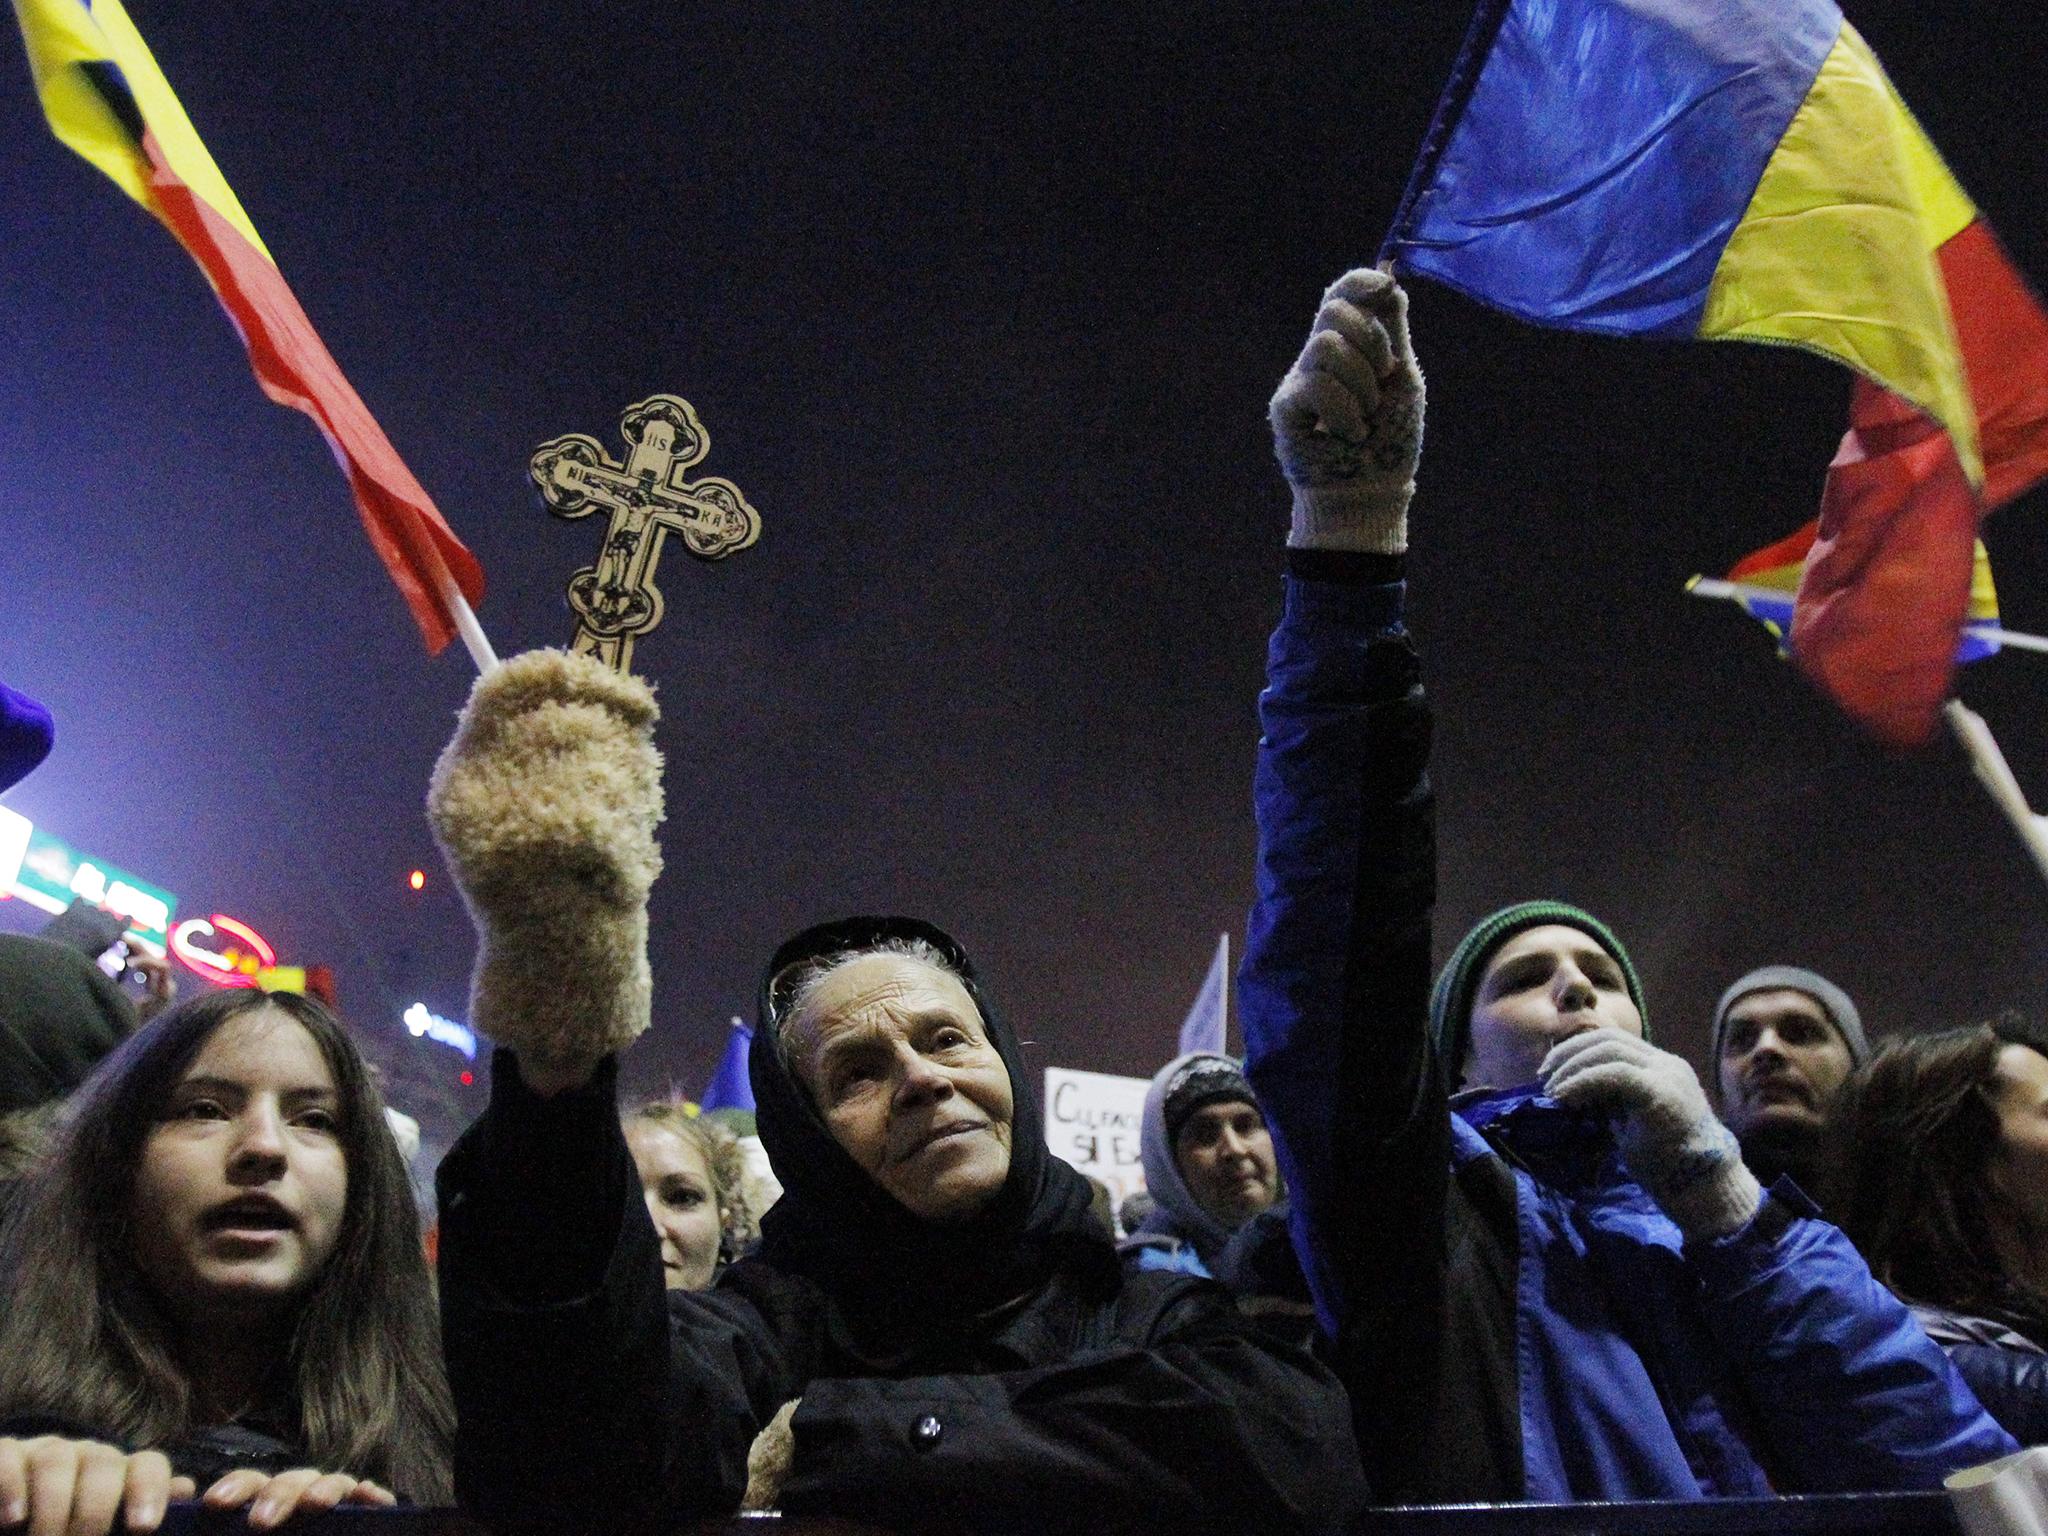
[0,990,455,1533]
[623,1099,751,1290]
[426,650,1365,1533]
[1234,266,2014,1502]
[1122,1052,1281,1278]
[1832,1015,2048,1443]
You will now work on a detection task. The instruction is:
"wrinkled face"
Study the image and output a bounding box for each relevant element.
[1174,1099,1279,1229]
[130,1008,349,1332]
[1989,1045,2048,1267]
[1716,988,1853,1135]
[1465,924,1643,1091]
[626,1122,725,1291]
[789,954,1015,1224]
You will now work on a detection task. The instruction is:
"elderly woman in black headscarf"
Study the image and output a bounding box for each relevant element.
[428,652,1364,1533]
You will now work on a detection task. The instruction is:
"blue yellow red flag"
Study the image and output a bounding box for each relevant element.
[9,0,485,655]
[1384,0,2048,744]
[1694,522,2015,665]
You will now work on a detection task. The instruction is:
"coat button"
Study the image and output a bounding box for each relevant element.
[912,1413,943,1449]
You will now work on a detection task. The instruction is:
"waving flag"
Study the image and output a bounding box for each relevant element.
[1384,0,2048,744]
[1177,933,1230,1057]
[700,1017,756,1115]
[10,0,485,655]
[1691,521,2041,666]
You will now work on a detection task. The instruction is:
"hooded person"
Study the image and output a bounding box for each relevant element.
[1124,1052,1281,1278]
[0,935,136,1116]
[1711,965,1869,1195]
[1235,268,2015,1503]
[740,917,1128,1353]
[429,652,1365,1534]
[0,933,138,1196]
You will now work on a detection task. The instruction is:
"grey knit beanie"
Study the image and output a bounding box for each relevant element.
[1711,966,1868,1071]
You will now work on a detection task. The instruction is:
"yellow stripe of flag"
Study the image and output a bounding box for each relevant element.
[12,0,271,260]
[1699,23,1980,484]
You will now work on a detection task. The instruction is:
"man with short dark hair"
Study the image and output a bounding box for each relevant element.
[1713,966,1868,1192]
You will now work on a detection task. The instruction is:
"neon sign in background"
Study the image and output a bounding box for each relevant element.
[171,913,297,988]
[0,805,176,953]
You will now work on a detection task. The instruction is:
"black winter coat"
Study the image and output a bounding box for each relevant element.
[1916,1305,2048,1446]
[436,1052,1366,1536]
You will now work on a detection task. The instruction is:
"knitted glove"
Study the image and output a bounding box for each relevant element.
[1269,267,1425,554]
[426,650,663,1076]
[1541,1029,1763,1240]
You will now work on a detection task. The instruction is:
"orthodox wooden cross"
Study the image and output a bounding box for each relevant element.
[529,394,761,671]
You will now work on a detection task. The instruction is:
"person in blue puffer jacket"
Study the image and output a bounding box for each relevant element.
[1237,266,2017,1505]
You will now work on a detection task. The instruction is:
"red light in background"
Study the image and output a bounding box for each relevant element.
[408,869,426,891]
[459,1070,474,1086]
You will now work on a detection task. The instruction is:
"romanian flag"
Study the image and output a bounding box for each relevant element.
[1383,0,2048,745]
[11,0,484,654]
[1702,521,2008,666]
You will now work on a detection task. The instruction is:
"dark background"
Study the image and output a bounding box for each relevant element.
[4,2,2045,1161]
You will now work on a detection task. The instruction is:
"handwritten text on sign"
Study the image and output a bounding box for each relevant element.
[1043,1066,1149,1206]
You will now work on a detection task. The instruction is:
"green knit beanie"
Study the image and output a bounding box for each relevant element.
[1429,900,1649,1087]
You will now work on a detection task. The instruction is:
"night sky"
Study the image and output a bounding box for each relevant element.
[5,2,2047,1161]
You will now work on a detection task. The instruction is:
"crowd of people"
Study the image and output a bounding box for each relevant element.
[3,271,2047,1532]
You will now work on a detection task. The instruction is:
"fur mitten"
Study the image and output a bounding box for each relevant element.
[427,650,663,1070]
[741,1399,800,1512]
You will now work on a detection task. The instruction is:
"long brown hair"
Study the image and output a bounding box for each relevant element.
[0,990,453,1500]
[1830,1013,2048,1346]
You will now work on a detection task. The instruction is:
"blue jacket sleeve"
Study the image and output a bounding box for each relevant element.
[1240,570,1439,1339]
[1690,1185,2019,1488]
[1238,567,1450,1494]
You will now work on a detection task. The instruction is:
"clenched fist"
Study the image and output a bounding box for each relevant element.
[1269,267,1424,554]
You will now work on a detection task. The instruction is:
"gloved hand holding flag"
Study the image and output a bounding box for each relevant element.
[1380,0,2048,746]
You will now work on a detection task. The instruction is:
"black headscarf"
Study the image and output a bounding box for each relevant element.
[745,916,1115,1363]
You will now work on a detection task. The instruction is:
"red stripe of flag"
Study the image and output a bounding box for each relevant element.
[1727,521,1816,583]
[1946,220,2048,511]
[1786,219,2048,747]
[1793,376,1977,746]
[138,132,482,653]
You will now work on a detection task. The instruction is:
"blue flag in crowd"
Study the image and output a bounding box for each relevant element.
[1177,934,1231,1057]
[700,1016,756,1113]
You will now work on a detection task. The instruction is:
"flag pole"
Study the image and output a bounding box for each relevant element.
[416,531,498,674]
[1688,578,2048,655]
[1219,930,1230,1055]
[1945,701,2048,892]
[440,576,499,675]
[1377,0,1514,268]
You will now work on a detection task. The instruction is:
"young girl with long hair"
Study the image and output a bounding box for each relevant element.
[0,989,453,1532]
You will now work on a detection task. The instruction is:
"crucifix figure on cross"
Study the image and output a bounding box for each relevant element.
[529,393,762,672]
